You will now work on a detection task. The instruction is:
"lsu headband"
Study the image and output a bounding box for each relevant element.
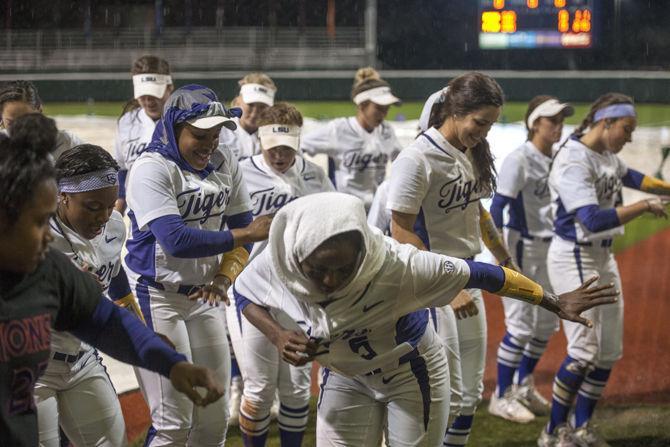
[258,124,301,151]
[593,104,636,123]
[133,73,172,99]
[353,86,400,106]
[59,168,119,193]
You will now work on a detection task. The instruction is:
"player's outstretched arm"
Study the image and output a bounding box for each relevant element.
[479,203,520,271]
[70,298,224,406]
[465,261,618,327]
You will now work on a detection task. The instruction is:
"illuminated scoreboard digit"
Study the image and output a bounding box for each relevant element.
[478,0,596,49]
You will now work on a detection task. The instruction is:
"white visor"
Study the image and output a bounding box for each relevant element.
[353,86,400,106]
[526,99,574,129]
[188,116,237,131]
[240,83,276,106]
[258,124,301,151]
[133,74,172,99]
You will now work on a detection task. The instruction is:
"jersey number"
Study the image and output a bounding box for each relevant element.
[8,361,47,415]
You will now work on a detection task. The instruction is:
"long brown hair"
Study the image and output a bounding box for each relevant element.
[120,55,171,119]
[428,72,504,196]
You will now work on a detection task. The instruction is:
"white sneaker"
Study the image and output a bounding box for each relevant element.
[227,377,242,426]
[572,424,611,447]
[517,376,552,416]
[537,424,577,447]
[488,387,535,423]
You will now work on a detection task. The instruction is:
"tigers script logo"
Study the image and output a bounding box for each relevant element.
[177,186,232,223]
[342,149,389,172]
[250,187,298,215]
[437,173,484,213]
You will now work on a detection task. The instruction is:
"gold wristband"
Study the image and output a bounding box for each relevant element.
[495,266,544,305]
[217,246,250,284]
[113,293,146,325]
[641,175,670,193]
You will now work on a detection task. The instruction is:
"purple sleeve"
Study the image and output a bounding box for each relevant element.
[490,193,513,229]
[464,260,505,292]
[148,214,235,258]
[622,168,644,189]
[575,205,620,233]
[107,266,132,300]
[117,169,128,199]
[226,211,253,254]
[233,285,255,314]
[70,298,186,378]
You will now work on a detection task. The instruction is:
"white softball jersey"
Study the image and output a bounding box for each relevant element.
[241,154,334,260]
[300,117,402,208]
[497,141,554,239]
[367,179,391,233]
[235,241,470,378]
[124,149,251,286]
[218,116,261,161]
[387,127,486,258]
[115,107,157,172]
[550,138,627,243]
[45,210,126,370]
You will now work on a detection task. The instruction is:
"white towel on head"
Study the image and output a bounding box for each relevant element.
[418,87,448,132]
[268,192,386,304]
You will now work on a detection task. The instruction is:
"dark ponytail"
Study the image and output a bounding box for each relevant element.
[0,113,58,224]
[428,72,504,196]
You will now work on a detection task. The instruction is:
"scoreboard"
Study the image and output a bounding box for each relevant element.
[478,0,596,50]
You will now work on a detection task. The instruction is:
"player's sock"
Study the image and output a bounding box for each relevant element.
[573,366,611,428]
[547,355,587,434]
[516,337,549,385]
[239,399,271,447]
[278,403,309,446]
[496,331,524,397]
[443,414,474,446]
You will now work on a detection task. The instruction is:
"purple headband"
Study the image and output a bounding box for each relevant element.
[593,104,636,123]
[58,168,119,193]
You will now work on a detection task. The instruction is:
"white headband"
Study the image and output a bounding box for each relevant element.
[353,86,400,106]
[240,83,276,106]
[258,124,301,151]
[526,99,574,129]
[133,73,172,99]
[419,87,448,132]
[59,168,119,193]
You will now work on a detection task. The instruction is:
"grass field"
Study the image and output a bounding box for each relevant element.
[43,101,670,126]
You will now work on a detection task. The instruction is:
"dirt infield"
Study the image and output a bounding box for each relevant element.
[484,228,670,404]
[120,228,670,442]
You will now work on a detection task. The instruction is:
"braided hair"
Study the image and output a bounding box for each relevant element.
[56,144,120,182]
[427,72,504,196]
[0,113,58,224]
[0,81,43,126]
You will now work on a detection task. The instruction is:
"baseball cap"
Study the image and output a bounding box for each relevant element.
[527,99,574,129]
[133,73,172,99]
[353,86,400,106]
[258,124,301,151]
[240,83,276,106]
[165,85,240,131]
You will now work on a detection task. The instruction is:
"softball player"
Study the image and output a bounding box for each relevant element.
[0,113,225,447]
[488,96,574,423]
[226,102,333,446]
[300,67,402,210]
[388,73,520,446]
[367,179,391,233]
[233,192,616,447]
[124,84,272,446]
[0,80,82,158]
[114,55,174,213]
[34,144,147,446]
[218,72,276,161]
[540,94,670,446]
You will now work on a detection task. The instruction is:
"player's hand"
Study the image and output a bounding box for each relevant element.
[540,275,618,327]
[169,362,225,407]
[644,197,669,218]
[273,329,318,367]
[188,276,231,307]
[450,290,478,320]
[232,215,274,246]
